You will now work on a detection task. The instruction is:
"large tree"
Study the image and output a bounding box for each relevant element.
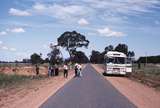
[30,53,43,65]
[57,31,89,58]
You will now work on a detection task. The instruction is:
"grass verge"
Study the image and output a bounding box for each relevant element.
[0,73,47,89]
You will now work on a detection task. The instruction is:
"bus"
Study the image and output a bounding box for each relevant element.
[104,51,132,75]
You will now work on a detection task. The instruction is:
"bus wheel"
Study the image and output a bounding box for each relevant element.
[103,72,107,76]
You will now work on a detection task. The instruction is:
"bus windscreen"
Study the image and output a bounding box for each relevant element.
[106,57,125,64]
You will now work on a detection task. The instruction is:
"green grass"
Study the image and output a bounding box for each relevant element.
[0,73,31,88]
[0,73,48,88]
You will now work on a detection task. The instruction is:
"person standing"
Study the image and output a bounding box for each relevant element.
[63,63,68,78]
[48,66,51,77]
[74,63,78,77]
[55,64,59,76]
[78,64,82,77]
[35,64,39,75]
[51,66,54,76]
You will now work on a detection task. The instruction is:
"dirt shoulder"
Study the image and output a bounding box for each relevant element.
[92,64,160,108]
[0,69,75,108]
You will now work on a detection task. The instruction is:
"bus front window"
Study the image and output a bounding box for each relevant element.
[106,58,114,64]
[106,57,125,64]
[115,57,125,64]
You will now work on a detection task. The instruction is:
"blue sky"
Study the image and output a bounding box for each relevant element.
[0,0,160,61]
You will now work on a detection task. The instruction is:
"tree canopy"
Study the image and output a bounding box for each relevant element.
[57,31,89,57]
[30,53,43,65]
[104,45,114,52]
[115,44,128,55]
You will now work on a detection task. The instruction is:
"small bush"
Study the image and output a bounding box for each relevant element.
[0,73,31,88]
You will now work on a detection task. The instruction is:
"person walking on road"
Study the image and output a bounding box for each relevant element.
[63,63,68,78]
[77,64,82,77]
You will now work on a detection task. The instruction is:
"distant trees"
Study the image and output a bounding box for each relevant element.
[104,45,114,52]
[90,50,103,63]
[90,43,135,64]
[22,59,31,63]
[57,31,89,61]
[47,44,63,65]
[72,51,89,63]
[137,55,160,64]
[30,53,43,65]
[43,58,49,63]
[115,44,128,55]
[127,51,135,58]
[90,51,97,63]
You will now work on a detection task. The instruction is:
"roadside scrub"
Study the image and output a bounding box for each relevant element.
[0,73,30,88]
[0,73,48,89]
[131,63,160,90]
[0,67,75,108]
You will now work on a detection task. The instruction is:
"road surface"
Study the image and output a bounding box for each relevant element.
[40,64,136,108]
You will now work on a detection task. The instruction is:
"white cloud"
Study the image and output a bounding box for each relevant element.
[78,18,89,26]
[10,48,17,51]
[0,27,25,36]
[28,0,160,26]
[0,45,17,51]
[0,41,3,44]
[0,31,7,36]
[9,27,25,33]
[97,27,125,37]
[0,42,17,52]
[82,0,160,15]
[1,46,9,50]
[33,3,46,11]
[9,8,31,16]
[32,3,90,20]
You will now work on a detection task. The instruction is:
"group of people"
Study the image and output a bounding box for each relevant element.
[48,64,59,77]
[63,63,82,78]
[48,63,82,78]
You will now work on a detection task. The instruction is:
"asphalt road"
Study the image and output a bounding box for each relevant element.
[40,64,136,108]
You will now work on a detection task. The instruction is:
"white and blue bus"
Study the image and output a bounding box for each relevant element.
[104,51,132,75]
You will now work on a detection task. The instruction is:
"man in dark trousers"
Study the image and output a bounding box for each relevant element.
[55,64,59,76]
[63,63,68,78]
[51,66,54,76]
[74,63,78,77]
[35,64,39,75]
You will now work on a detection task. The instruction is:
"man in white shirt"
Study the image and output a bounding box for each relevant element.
[63,64,68,78]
